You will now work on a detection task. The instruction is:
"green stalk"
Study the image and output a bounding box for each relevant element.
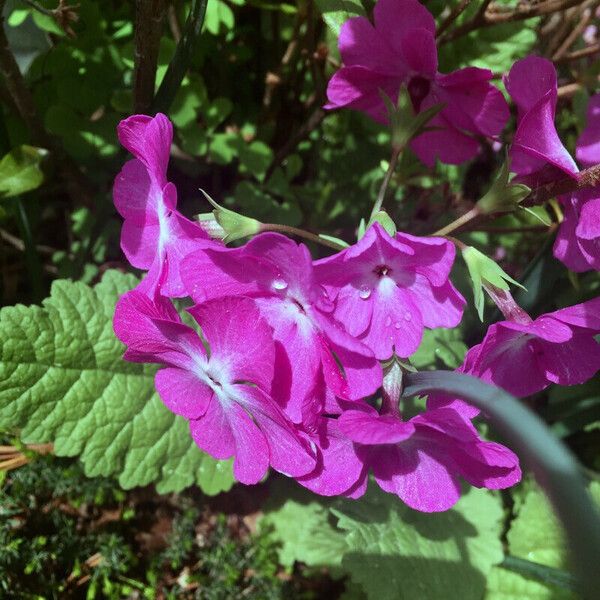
[13,198,44,302]
[403,370,600,599]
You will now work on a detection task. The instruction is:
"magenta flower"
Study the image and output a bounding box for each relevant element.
[553,94,600,272]
[113,113,210,297]
[180,233,383,424]
[335,404,520,512]
[505,57,578,186]
[113,291,316,484]
[444,297,600,398]
[554,188,600,272]
[314,223,465,360]
[576,93,600,167]
[325,0,509,166]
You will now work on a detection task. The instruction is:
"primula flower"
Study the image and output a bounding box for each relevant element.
[336,404,521,512]
[314,223,465,360]
[435,297,600,399]
[325,0,509,166]
[505,57,578,186]
[113,291,316,484]
[554,93,600,272]
[114,113,210,297]
[180,233,383,424]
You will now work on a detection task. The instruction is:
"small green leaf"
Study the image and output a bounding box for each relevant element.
[462,246,526,321]
[477,160,531,214]
[318,234,350,248]
[368,210,396,237]
[315,0,365,35]
[0,146,48,199]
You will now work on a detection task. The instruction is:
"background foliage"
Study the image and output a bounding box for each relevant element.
[1,0,599,597]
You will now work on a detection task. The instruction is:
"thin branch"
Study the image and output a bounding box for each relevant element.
[436,0,472,38]
[556,42,600,61]
[133,0,166,114]
[440,0,584,43]
[523,163,600,206]
[552,2,594,59]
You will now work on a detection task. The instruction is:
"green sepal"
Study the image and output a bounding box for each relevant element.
[477,159,531,214]
[199,189,262,244]
[462,246,526,321]
[380,87,445,151]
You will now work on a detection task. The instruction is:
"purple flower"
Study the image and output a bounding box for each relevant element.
[113,291,316,484]
[505,57,578,186]
[553,94,600,272]
[180,233,383,424]
[113,114,211,297]
[314,223,465,360]
[438,297,600,398]
[334,404,520,512]
[325,0,509,166]
[576,93,600,167]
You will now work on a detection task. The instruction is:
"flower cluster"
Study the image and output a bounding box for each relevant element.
[112,0,600,513]
[113,114,526,512]
[325,0,600,273]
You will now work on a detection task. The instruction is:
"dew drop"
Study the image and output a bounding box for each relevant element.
[359,286,371,300]
[272,278,288,291]
[404,312,412,322]
[385,316,392,327]
[394,322,402,329]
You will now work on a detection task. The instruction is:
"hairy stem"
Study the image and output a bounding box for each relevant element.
[371,145,402,219]
[432,206,481,236]
[260,223,346,250]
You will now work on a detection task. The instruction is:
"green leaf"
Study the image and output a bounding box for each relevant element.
[333,486,505,600]
[261,481,348,569]
[315,0,365,35]
[0,146,47,199]
[410,328,467,369]
[237,140,273,182]
[0,271,234,495]
[462,246,525,321]
[486,483,600,599]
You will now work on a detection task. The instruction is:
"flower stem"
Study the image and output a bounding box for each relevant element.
[371,145,402,220]
[260,223,346,251]
[431,206,481,237]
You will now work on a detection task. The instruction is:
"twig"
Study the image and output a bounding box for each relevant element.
[556,42,600,61]
[20,0,53,17]
[557,82,583,98]
[133,0,166,113]
[440,0,583,43]
[436,0,472,38]
[0,226,58,255]
[552,2,594,59]
[523,163,600,206]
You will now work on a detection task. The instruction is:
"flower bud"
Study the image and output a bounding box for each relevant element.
[477,160,531,214]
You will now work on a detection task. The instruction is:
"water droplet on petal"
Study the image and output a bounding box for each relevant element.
[404,312,412,322]
[272,278,288,291]
[359,286,371,300]
[385,316,392,327]
[394,322,402,329]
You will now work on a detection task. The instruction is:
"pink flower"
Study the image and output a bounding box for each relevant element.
[180,233,383,424]
[505,57,578,186]
[554,188,600,272]
[113,114,211,297]
[576,93,600,167]
[113,291,316,484]
[333,404,520,512]
[553,94,600,272]
[314,223,465,360]
[325,0,509,166]
[442,297,600,398]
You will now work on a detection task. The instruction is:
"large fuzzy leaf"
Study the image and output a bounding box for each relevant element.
[0,270,234,495]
